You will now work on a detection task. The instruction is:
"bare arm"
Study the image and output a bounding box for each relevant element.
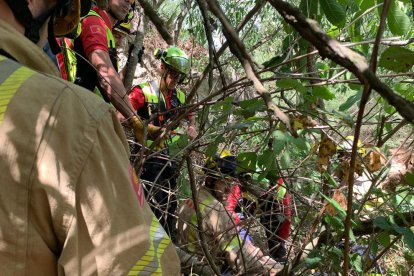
[187,111,197,140]
[88,49,136,119]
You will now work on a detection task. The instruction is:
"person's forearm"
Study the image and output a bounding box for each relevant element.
[99,67,135,119]
[89,49,136,120]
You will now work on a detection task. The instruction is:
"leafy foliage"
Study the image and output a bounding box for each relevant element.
[137,0,414,274]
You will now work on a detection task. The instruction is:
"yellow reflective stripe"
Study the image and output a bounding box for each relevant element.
[0,57,35,123]
[61,38,77,82]
[176,88,185,104]
[128,216,170,275]
[140,82,159,103]
[222,234,240,252]
[187,196,215,252]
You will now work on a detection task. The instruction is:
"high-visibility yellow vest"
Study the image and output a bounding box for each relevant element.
[137,81,186,145]
[61,9,117,101]
[0,55,35,123]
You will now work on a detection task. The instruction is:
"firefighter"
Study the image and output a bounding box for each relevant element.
[176,155,282,275]
[57,0,152,145]
[128,46,197,238]
[113,1,140,80]
[0,0,180,274]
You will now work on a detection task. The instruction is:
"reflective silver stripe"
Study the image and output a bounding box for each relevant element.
[128,216,170,275]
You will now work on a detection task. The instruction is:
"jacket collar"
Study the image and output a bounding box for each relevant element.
[0,19,59,77]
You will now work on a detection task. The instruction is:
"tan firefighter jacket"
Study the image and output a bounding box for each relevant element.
[0,19,180,275]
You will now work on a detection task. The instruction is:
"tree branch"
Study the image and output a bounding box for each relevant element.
[206,0,295,135]
[267,0,414,124]
[137,0,174,45]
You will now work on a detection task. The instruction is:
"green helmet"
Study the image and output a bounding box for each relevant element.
[154,47,190,76]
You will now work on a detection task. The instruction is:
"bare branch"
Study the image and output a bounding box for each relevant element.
[206,0,295,135]
[267,0,414,124]
[137,0,174,45]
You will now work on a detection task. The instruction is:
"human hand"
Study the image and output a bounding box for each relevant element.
[187,125,197,140]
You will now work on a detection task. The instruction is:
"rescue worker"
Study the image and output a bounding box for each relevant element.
[129,46,197,238]
[0,0,180,274]
[113,2,140,80]
[211,151,292,261]
[176,156,282,275]
[59,0,152,145]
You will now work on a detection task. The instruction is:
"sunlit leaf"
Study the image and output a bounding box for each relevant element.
[313,86,336,100]
[320,0,346,27]
[358,0,375,12]
[379,46,414,73]
[386,0,410,36]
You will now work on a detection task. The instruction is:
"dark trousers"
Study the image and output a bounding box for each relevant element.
[141,157,178,240]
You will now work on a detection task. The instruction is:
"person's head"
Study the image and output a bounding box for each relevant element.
[107,0,132,21]
[2,0,90,48]
[203,150,237,203]
[154,47,190,91]
[205,176,233,203]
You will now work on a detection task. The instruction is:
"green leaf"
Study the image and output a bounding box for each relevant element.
[291,137,309,151]
[239,98,265,110]
[273,139,286,155]
[323,172,339,188]
[339,90,362,111]
[324,214,345,230]
[257,150,276,171]
[386,1,410,36]
[276,79,307,94]
[320,0,346,27]
[334,111,355,127]
[350,253,363,273]
[237,152,257,172]
[405,172,414,186]
[300,0,319,17]
[374,217,393,231]
[304,251,323,268]
[358,0,375,12]
[394,227,414,251]
[313,86,336,100]
[380,46,414,73]
[205,136,224,158]
[262,54,286,68]
[321,193,347,219]
[349,229,356,241]
[378,231,391,247]
[281,152,291,169]
[273,130,288,141]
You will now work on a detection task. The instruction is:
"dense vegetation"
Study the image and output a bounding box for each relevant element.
[131,0,414,274]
